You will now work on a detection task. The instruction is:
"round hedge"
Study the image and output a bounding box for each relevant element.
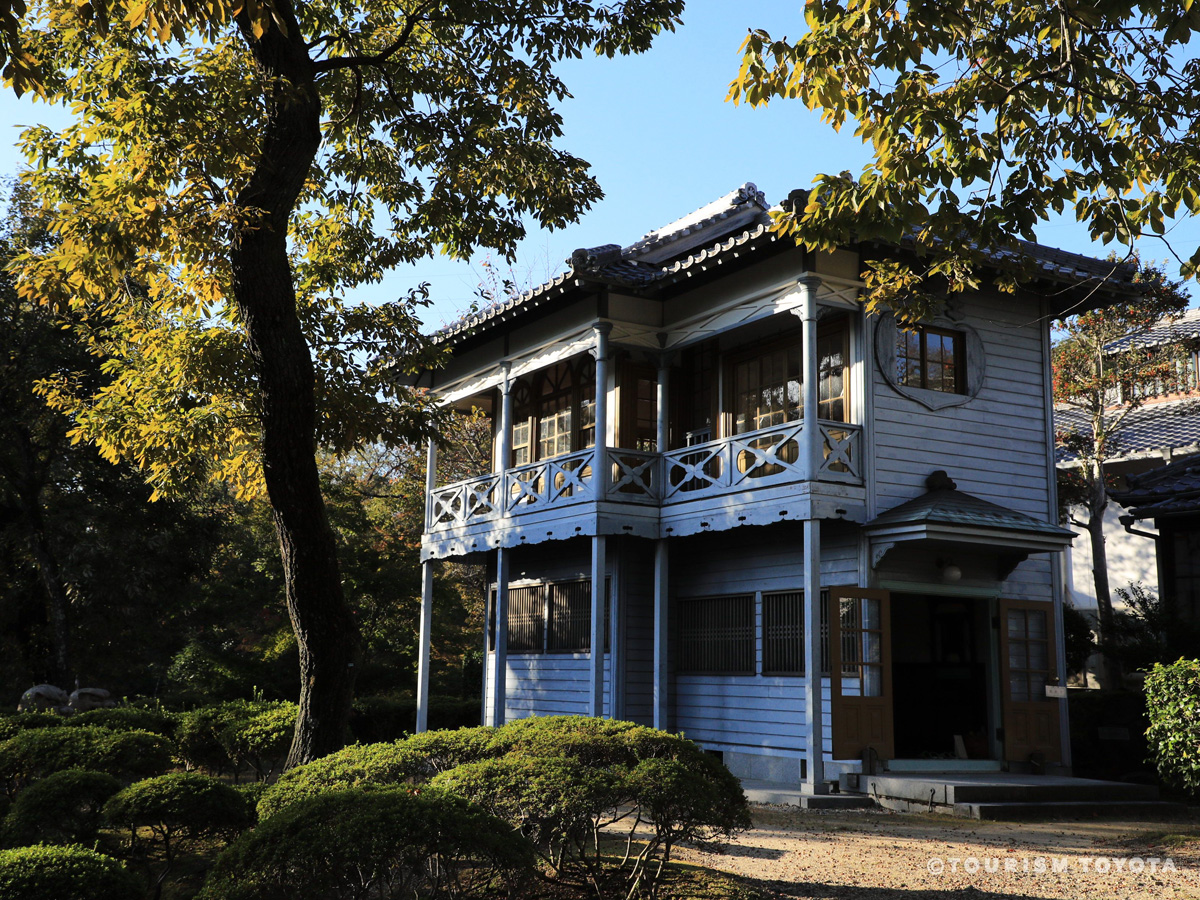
[200,788,533,900]
[3,769,122,847]
[0,844,140,900]
[256,742,424,820]
[104,773,253,843]
[0,727,172,792]
[68,708,177,737]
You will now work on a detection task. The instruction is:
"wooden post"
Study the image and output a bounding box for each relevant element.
[798,274,822,478]
[497,360,513,475]
[653,538,669,731]
[491,547,509,726]
[804,517,826,792]
[653,355,670,731]
[589,535,607,717]
[592,322,612,499]
[416,438,437,733]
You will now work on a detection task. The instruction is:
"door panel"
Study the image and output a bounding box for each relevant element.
[998,598,1063,763]
[829,586,894,760]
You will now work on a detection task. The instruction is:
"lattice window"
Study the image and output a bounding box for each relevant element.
[677,594,754,674]
[763,589,831,676]
[506,585,545,653]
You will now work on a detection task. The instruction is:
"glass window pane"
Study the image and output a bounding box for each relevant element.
[1009,642,1027,670]
[862,665,882,697]
[1028,640,1048,672]
[861,598,880,630]
[1027,611,1047,639]
[1007,610,1025,639]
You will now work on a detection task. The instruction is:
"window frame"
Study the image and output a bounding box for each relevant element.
[487,578,610,655]
[720,320,851,440]
[504,355,599,467]
[896,324,967,395]
[676,593,756,675]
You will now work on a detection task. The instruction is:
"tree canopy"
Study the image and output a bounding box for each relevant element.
[7,0,684,762]
[729,1,1200,316]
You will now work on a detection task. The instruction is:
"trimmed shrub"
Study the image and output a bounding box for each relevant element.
[199,788,533,900]
[0,713,68,742]
[0,844,140,900]
[396,726,498,776]
[433,717,751,897]
[2,769,122,847]
[1145,658,1200,796]
[430,753,622,886]
[104,772,253,847]
[68,708,177,737]
[257,742,424,820]
[175,702,297,780]
[105,772,253,893]
[0,727,172,796]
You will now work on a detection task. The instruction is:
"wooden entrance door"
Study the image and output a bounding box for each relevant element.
[998,598,1063,763]
[829,587,894,760]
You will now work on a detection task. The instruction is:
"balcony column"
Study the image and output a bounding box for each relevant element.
[491,547,510,726]
[591,322,613,498]
[589,535,607,717]
[798,273,822,479]
[497,360,514,475]
[653,355,670,730]
[416,438,437,732]
[803,517,826,792]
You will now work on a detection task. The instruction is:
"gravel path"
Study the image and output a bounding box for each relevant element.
[673,806,1200,899]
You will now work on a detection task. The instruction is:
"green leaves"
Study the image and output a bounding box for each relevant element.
[731,1,1200,315]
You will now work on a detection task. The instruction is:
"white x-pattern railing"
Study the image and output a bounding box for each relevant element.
[425,421,863,531]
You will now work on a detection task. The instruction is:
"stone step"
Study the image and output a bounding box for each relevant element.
[956,800,1190,821]
[740,779,877,809]
[852,774,1159,806]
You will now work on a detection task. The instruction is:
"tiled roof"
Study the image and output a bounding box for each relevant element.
[435,183,1143,344]
[866,471,1072,538]
[1111,452,1200,518]
[1055,400,1200,463]
[1105,307,1200,352]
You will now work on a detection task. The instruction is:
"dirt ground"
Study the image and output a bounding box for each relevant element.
[672,806,1200,900]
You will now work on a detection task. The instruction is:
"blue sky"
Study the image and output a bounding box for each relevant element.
[2,2,1196,329]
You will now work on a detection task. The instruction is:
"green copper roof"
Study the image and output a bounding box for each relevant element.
[865,471,1073,538]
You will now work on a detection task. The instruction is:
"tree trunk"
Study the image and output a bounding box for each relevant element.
[14,428,71,686]
[231,1,360,766]
[1085,464,1122,689]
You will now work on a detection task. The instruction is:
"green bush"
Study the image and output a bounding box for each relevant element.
[396,726,498,776]
[0,844,140,900]
[0,713,67,742]
[1145,658,1200,796]
[104,772,253,846]
[68,708,177,737]
[256,742,424,820]
[0,727,172,797]
[199,788,533,900]
[175,701,297,779]
[432,717,751,897]
[2,769,122,847]
[104,772,253,892]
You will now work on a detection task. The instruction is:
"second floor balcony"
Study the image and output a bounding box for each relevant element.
[420,278,871,560]
[423,418,867,559]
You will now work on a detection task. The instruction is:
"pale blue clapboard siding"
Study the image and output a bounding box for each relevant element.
[484,653,612,723]
[620,539,656,726]
[668,526,859,754]
[872,292,1052,518]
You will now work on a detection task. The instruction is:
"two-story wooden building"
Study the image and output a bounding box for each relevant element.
[411,184,1138,791]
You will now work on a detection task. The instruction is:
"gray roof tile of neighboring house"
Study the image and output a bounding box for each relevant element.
[1105,307,1200,352]
[435,183,1142,345]
[1055,399,1200,463]
[865,471,1072,537]
[1111,452,1200,519]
